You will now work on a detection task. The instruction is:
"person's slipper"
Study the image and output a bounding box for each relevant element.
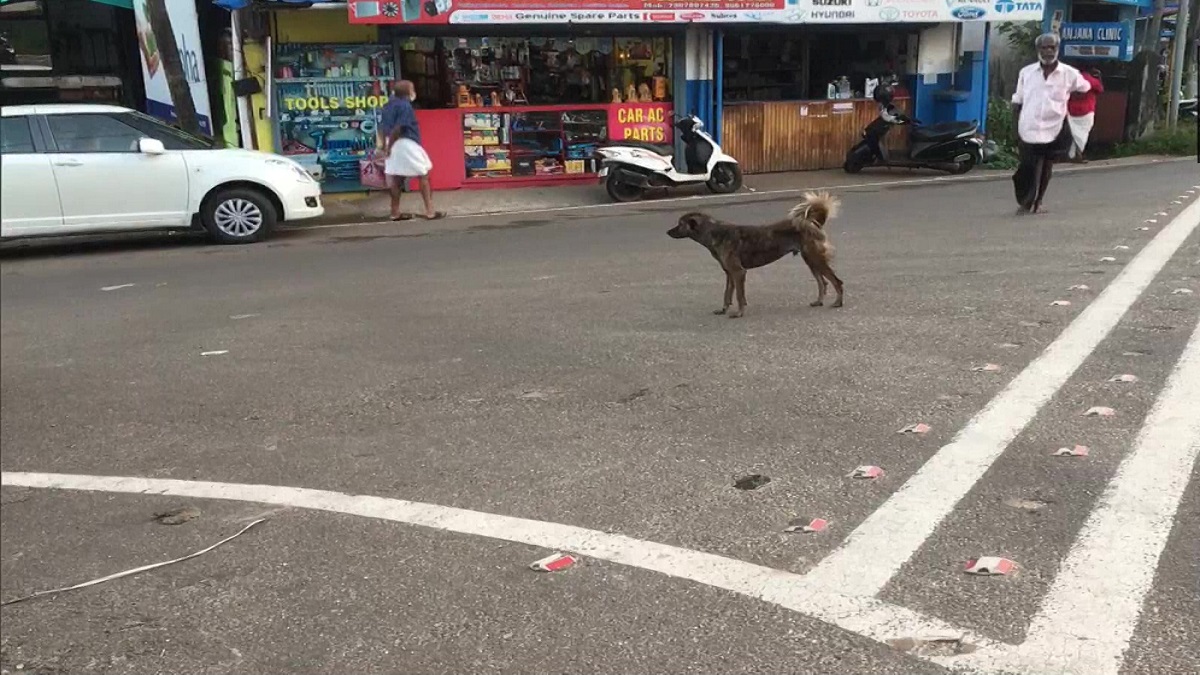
[390,213,414,221]
[420,211,447,220]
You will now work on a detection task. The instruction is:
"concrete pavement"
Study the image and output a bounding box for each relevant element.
[1,161,1197,674]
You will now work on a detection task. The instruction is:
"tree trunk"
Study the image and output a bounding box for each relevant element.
[1184,0,1199,97]
[1130,0,1167,138]
[144,0,201,136]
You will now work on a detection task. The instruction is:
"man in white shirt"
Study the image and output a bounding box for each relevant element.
[1011,33,1091,215]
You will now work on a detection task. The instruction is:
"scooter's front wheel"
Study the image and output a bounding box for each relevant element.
[706,162,743,194]
[606,174,645,202]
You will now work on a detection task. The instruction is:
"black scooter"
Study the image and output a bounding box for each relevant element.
[844,105,983,175]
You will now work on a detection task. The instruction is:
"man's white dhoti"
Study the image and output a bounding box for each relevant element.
[1067,112,1094,158]
[385,138,433,177]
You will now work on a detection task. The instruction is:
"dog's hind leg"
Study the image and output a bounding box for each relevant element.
[801,252,827,307]
[820,264,845,308]
[729,268,747,318]
[715,271,733,315]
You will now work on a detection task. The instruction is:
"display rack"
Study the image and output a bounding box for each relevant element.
[463,108,606,181]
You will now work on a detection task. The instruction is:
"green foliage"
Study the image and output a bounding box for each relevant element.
[1112,125,1199,157]
[995,22,1042,64]
[986,97,1018,150]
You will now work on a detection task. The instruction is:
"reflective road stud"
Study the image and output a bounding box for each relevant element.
[848,466,885,479]
[1054,445,1090,458]
[964,557,1017,576]
[530,553,578,572]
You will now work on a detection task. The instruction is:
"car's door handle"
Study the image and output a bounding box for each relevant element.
[53,160,82,167]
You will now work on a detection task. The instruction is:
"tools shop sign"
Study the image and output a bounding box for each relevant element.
[1061,22,1134,62]
[608,103,674,144]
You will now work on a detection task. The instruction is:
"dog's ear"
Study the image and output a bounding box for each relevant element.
[678,213,706,231]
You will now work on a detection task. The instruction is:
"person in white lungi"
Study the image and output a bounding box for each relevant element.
[379,80,443,220]
[1067,67,1104,163]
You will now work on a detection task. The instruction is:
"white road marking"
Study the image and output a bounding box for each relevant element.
[0,470,1002,659]
[803,197,1200,596]
[960,315,1200,675]
[100,284,135,292]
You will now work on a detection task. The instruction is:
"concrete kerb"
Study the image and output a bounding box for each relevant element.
[289,156,1190,237]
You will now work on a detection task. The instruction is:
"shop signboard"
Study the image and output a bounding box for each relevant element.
[132,0,213,135]
[608,103,673,145]
[348,0,1045,24]
[1061,21,1134,61]
[273,43,397,192]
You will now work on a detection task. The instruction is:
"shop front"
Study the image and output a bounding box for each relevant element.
[719,24,920,173]
[264,2,686,192]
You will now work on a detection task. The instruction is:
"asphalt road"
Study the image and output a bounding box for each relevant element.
[1,162,1198,675]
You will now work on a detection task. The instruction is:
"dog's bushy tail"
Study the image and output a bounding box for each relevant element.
[788,191,839,261]
[788,191,840,229]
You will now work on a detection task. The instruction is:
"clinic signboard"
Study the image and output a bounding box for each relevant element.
[1061,21,1135,61]
[348,0,1046,24]
[132,0,213,135]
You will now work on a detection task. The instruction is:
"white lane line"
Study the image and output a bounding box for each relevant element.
[294,158,1190,229]
[804,197,1200,596]
[0,471,1002,659]
[959,316,1200,675]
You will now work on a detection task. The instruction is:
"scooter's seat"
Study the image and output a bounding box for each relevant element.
[605,140,674,157]
[911,121,978,143]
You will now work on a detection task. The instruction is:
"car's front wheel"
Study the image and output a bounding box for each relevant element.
[201,187,277,244]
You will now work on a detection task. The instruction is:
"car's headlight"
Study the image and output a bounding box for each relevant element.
[268,158,316,183]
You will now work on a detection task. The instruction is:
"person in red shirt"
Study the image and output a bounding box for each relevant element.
[1067,67,1104,163]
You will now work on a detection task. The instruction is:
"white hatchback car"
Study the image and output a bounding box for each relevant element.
[0,104,324,244]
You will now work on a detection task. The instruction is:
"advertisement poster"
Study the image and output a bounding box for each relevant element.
[274,43,397,192]
[349,0,1046,24]
[133,0,213,135]
[608,103,673,145]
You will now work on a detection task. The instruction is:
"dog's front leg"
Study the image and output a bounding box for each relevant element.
[728,269,747,318]
[714,271,733,315]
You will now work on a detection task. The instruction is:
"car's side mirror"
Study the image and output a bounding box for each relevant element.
[138,138,166,155]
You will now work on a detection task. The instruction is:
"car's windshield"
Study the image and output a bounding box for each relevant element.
[119,111,213,150]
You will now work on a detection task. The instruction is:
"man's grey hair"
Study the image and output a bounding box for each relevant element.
[1035,32,1061,47]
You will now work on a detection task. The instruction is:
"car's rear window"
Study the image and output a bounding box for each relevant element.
[0,116,36,154]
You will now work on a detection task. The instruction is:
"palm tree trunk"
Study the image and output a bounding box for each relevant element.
[144,0,201,136]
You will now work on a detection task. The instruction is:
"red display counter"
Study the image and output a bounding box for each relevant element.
[415,102,673,191]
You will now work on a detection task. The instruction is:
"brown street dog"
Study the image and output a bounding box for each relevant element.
[666,191,844,318]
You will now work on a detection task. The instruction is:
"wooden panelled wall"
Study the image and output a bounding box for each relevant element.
[722,98,911,174]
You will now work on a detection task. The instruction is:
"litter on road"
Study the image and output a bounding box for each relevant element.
[1171,288,1194,295]
[964,557,1017,576]
[1051,300,1072,306]
[1069,284,1090,291]
[1099,256,1118,262]
[1053,445,1090,458]
[1108,374,1139,383]
[898,423,931,434]
[971,363,1002,372]
[0,519,266,606]
[529,553,577,572]
[1083,406,1116,417]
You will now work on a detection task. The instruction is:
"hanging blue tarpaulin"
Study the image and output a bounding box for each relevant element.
[92,0,134,8]
[212,0,346,9]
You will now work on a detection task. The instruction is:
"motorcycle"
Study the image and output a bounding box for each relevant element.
[844,104,983,175]
[595,115,742,203]
[0,33,17,66]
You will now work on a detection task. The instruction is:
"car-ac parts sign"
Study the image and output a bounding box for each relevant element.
[133,0,213,135]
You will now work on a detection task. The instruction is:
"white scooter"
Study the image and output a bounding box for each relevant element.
[595,115,742,203]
